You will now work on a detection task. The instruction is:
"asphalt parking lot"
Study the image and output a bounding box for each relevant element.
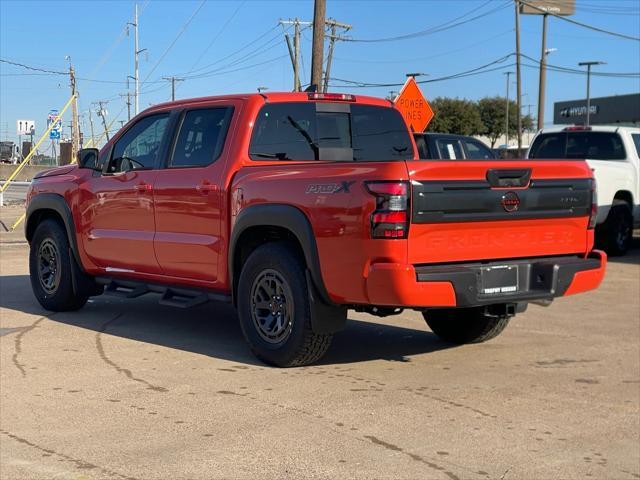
[1,239,639,480]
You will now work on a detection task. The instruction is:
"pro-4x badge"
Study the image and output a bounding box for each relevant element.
[306,181,356,194]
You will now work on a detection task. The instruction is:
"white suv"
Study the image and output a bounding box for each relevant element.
[528,125,640,256]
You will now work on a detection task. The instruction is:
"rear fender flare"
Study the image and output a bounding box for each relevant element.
[229,204,332,306]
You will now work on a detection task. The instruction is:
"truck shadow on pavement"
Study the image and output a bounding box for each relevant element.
[0,274,452,366]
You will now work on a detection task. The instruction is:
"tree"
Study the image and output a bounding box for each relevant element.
[478,96,535,148]
[426,97,484,136]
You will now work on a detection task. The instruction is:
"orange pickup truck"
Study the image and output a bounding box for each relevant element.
[25,92,605,366]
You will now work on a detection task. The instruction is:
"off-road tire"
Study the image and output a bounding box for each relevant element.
[601,204,633,257]
[29,219,88,311]
[237,242,332,367]
[423,307,511,344]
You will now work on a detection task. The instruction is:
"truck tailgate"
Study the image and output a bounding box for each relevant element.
[406,160,594,264]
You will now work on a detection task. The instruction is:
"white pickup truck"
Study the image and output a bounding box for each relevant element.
[528,125,640,256]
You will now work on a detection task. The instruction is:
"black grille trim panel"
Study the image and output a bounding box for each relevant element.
[411,178,592,224]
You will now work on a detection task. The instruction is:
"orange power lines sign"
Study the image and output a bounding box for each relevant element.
[394,77,434,132]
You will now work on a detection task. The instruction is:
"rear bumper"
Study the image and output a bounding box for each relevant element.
[365,250,606,308]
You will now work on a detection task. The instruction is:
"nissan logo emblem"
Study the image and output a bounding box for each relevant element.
[501,191,520,212]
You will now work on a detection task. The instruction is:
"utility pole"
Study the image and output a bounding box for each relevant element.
[88,109,96,147]
[96,101,110,142]
[537,13,548,131]
[310,0,326,91]
[293,21,301,92]
[68,60,80,160]
[162,76,184,101]
[514,0,522,152]
[120,91,132,121]
[280,19,311,92]
[504,71,514,152]
[323,19,351,93]
[578,61,605,127]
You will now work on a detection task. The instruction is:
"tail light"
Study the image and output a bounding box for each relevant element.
[588,178,598,229]
[366,181,410,239]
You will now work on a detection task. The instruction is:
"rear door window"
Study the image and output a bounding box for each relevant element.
[249,102,413,161]
[463,139,494,159]
[435,138,464,160]
[170,107,233,168]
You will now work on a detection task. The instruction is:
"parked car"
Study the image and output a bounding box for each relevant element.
[414,132,496,160]
[25,92,605,367]
[528,125,640,255]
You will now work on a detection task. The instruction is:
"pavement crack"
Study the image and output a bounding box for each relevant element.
[11,315,49,377]
[364,435,460,480]
[411,389,497,419]
[216,390,468,480]
[96,313,168,392]
[0,429,140,480]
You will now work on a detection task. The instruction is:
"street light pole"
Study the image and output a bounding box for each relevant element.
[514,0,523,151]
[536,14,548,131]
[504,71,514,152]
[578,61,606,127]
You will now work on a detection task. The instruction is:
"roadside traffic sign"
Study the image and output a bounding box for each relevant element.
[17,120,35,136]
[394,77,434,132]
[47,110,62,140]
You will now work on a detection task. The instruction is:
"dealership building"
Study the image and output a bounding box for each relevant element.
[553,93,640,127]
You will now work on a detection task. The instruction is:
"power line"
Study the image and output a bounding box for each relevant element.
[0,58,66,75]
[180,25,281,76]
[330,54,516,88]
[333,29,513,65]
[180,29,289,80]
[520,53,640,77]
[519,0,640,41]
[187,0,246,74]
[0,58,164,85]
[141,0,207,84]
[345,0,510,43]
[183,54,289,81]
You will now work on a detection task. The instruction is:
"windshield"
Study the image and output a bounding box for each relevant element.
[249,102,414,161]
[529,131,626,160]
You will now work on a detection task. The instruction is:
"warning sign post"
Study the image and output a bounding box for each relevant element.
[394,77,434,132]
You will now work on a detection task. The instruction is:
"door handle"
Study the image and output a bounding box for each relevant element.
[196,182,218,194]
[134,182,153,193]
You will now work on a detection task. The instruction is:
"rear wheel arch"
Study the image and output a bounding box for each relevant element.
[612,190,633,210]
[229,204,331,305]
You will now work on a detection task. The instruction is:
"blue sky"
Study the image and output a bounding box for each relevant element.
[1,0,639,146]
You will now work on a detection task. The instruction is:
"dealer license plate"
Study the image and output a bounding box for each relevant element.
[480,265,519,295]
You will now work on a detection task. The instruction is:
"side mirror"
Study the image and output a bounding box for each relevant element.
[77,148,100,170]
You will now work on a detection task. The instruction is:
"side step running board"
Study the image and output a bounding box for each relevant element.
[159,289,208,309]
[96,277,231,308]
[105,281,149,299]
